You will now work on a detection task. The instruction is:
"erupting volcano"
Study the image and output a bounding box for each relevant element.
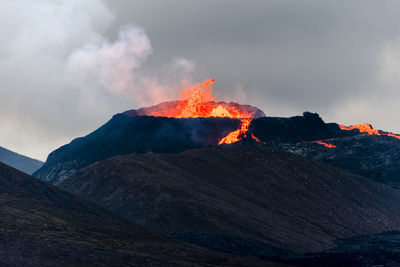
[146,78,264,145]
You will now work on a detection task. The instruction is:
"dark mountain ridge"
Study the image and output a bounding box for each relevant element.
[0,145,43,174]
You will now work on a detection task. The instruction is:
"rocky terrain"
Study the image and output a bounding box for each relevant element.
[0,161,270,266]
[58,145,400,262]
[280,134,400,188]
[0,145,43,174]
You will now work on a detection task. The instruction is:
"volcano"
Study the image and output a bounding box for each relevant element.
[33,78,400,187]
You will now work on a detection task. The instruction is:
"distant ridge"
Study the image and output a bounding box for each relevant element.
[0,146,43,174]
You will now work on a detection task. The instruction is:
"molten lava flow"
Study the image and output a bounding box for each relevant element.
[218,119,251,145]
[386,133,400,140]
[148,78,264,145]
[339,124,380,135]
[313,141,336,148]
[251,133,265,144]
[340,123,400,140]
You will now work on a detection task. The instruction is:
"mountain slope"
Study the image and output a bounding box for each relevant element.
[34,115,241,183]
[58,145,400,256]
[0,146,43,174]
[0,161,268,266]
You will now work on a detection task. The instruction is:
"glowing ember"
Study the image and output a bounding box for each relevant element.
[313,141,336,148]
[148,78,264,145]
[340,123,400,140]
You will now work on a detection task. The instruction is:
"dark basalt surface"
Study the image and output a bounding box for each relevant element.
[249,111,356,145]
[280,134,400,188]
[58,145,400,259]
[243,112,400,187]
[0,161,269,266]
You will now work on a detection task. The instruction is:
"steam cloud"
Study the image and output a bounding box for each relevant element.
[0,0,194,160]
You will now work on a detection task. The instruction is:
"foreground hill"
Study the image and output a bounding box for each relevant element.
[0,146,43,174]
[0,161,268,266]
[58,145,400,260]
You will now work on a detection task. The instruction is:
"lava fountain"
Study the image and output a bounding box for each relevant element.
[148,78,263,144]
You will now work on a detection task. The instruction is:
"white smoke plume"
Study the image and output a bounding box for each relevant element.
[0,0,195,160]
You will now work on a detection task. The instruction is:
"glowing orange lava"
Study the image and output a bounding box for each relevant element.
[339,124,380,135]
[387,133,400,140]
[148,78,263,145]
[150,78,252,119]
[218,119,251,145]
[313,141,336,148]
[340,123,400,140]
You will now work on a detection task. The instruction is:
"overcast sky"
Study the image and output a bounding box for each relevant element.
[1,0,400,160]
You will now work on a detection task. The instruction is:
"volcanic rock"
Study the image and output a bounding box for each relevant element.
[249,112,355,145]
[282,133,400,187]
